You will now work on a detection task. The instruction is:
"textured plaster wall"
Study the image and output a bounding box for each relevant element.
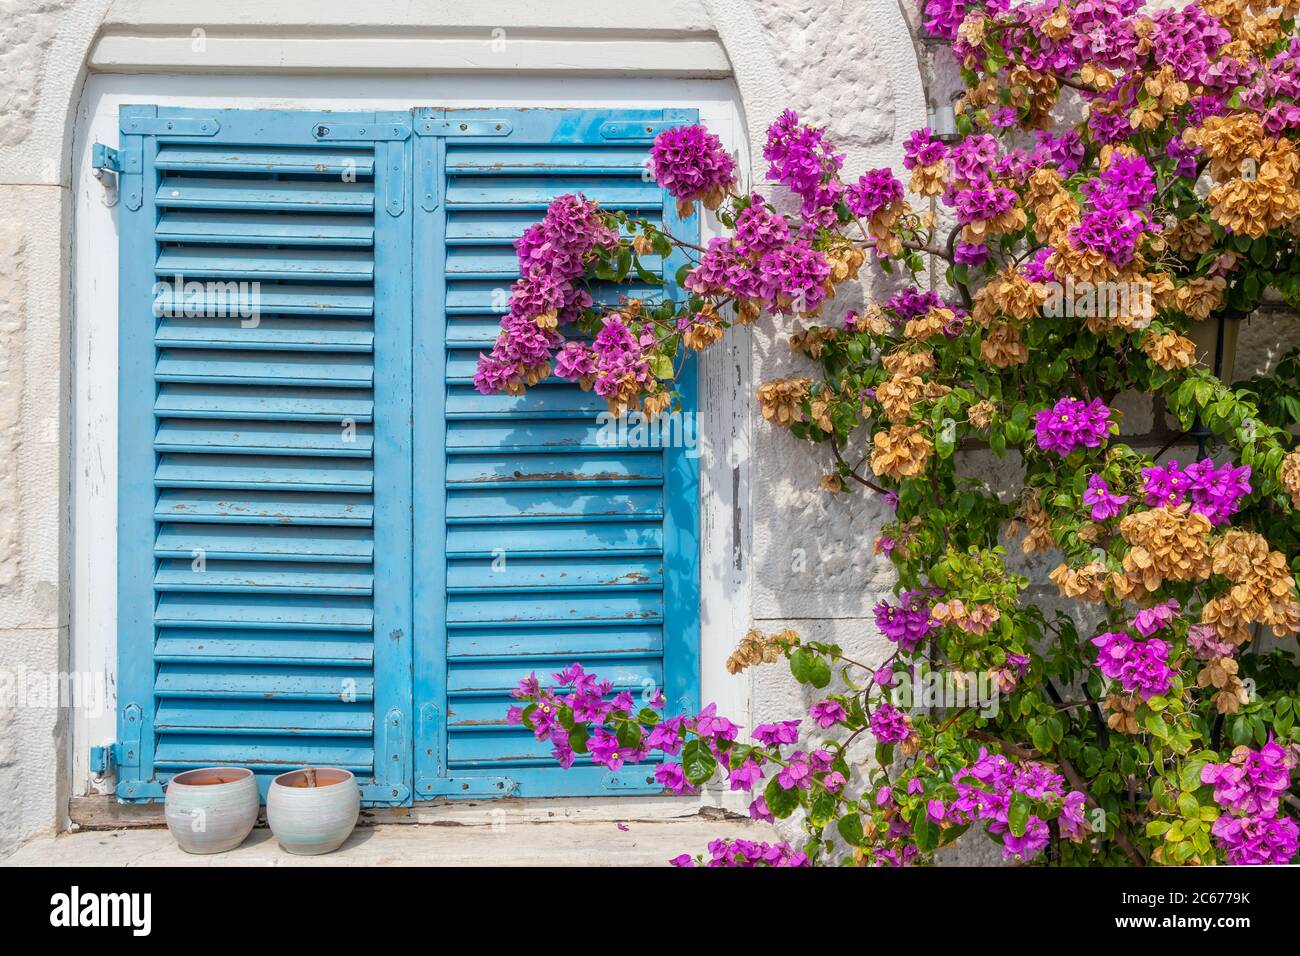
[0,0,112,857]
[706,0,926,670]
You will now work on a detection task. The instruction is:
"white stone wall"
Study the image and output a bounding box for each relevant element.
[0,0,102,858]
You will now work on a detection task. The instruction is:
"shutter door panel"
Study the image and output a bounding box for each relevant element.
[115,107,412,803]
[114,106,698,804]
[413,108,701,799]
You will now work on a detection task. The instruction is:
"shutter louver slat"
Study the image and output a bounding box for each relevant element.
[438,135,677,780]
[128,134,386,791]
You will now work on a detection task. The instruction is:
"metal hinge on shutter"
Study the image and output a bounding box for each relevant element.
[91,144,122,206]
[115,109,222,212]
[95,702,164,799]
[415,118,512,137]
[599,111,697,140]
[412,115,513,212]
[362,708,411,805]
[312,121,410,141]
[91,144,121,174]
[312,119,412,218]
[417,776,519,798]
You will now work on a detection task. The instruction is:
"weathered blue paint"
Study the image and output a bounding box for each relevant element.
[660,109,704,725]
[115,106,701,804]
[412,108,701,799]
[115,107,412,804]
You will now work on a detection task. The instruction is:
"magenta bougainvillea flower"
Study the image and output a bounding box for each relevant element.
[1201,739,1295,818]
[751,720,800,747]
[874,588,940,652]
[763,109,844,213]
[885,287,944,322]
[1142,458,1251,524]
[776,751,814,790]
[1022,246,1055,283]
[845,167,904,218]
[473,193,616,394]
[1141,459,1190,507]
[733,195,789,255]
[646,715,686,756]
[728,759,765,792]
[953,241,989,265]
[1188,623,1238,661]
[654,761,694,795]
[869,703,912,744]
[692,702,738,742]
[1033,397,1112,456]
[649,124,736,204]
[1091,631,1174,699]
[1082,473,1129,520]
[809,698,847,729]
[1183,458,1252,524]
[685,236,761,300]
[670,838,810,867]
[903,128,947,169]
[1132,599,1179,637]
[1151,3,1233,85]
[934,749,1090,862]
[1210,813,1300,866]
[756,240,832,314]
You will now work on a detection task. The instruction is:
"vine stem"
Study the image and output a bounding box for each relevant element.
[829,435,892,496]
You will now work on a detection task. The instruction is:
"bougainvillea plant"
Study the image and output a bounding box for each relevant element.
[478,0,1300,866]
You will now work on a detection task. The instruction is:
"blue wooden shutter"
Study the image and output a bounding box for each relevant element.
[115,107,413,803]
[412,109,701,798]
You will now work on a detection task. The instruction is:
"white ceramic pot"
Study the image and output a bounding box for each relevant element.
[266,768,360,855]
[163,767,259,854]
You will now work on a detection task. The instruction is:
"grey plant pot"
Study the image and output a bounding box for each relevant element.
[163,767,259,855]
[266,768,360,856]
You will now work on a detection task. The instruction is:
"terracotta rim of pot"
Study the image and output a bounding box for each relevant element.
[168,767,254,789]
[271,768,355,790]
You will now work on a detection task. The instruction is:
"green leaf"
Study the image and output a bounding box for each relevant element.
[809,791,836,828]
[1008,791,1030,838]
[837,813,866,847]
[1030,720,1053,754]
[681,739,717,785]
[913,814,939,852]
[568,725,590,755]
[615,720,643,751]
[633,259,664,286]
[789,648,832,688]
[789,647,816,684]
[764,775,800,819]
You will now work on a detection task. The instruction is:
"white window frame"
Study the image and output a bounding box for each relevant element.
[70,73,753,806]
